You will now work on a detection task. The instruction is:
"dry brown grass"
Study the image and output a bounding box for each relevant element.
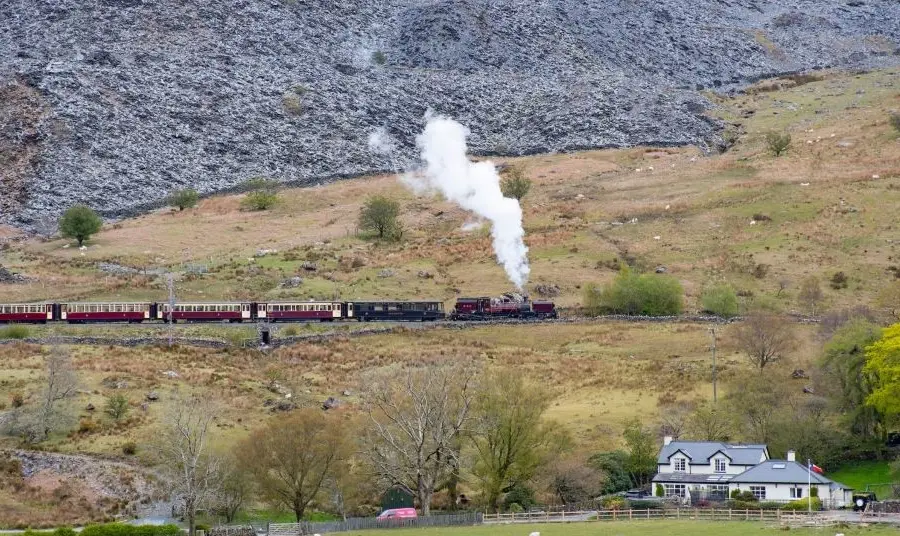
[6,70,896,311]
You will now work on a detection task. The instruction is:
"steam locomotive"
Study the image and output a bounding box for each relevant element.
[0,295,556,324]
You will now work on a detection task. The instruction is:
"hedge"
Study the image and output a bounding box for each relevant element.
[782,497,822,511]
[81,524,181,536]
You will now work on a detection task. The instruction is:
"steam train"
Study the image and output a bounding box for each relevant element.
[0,295,556,324]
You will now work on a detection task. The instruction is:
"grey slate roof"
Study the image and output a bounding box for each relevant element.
[652,473,734,484]
[657,441,768,465]
[728,460,852,489]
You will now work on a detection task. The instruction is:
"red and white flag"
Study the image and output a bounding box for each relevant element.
[810,463,824,474]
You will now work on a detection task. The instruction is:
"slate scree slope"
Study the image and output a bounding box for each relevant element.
[1,0,898,227]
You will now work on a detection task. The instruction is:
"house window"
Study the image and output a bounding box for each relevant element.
[790,487,803,499]
[750,486,766,500]
[709,484,729,499]
[673,458,686,472]
[715,459,727,473]
[664,484,686,497]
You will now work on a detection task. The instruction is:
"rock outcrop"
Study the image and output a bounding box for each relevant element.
[1,0,898,227]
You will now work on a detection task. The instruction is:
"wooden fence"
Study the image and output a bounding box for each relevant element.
[267,512,482,535]
[483,508,828,524]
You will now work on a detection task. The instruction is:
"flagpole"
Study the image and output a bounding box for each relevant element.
[808,459,812,513]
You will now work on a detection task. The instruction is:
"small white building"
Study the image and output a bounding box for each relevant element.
[651,439,853,508]
[728,452,853,508]
[652,437,769,500]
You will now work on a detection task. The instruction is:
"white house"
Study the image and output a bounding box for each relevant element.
[652,437,769,500]
[728,451,853,508]
[651,439,853,508]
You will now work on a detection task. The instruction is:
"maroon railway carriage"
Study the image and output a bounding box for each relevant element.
[61,302,156,323]
[156,302,252,322]
[0,303,53,323]
[259,302,343,322]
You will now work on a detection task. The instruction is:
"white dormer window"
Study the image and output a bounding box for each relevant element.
[715,459,726,473]
[673,457,686,472]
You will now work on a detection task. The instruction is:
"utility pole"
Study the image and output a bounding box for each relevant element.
[709,327,718,403]
[167,273,175,347]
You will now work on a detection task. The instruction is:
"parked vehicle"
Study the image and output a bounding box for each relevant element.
[624,489,652,499]
[852,491,877,511]
[376,508,417,520]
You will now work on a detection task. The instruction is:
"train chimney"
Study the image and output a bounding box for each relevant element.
[787,450,796,462]
[664,435,673,446]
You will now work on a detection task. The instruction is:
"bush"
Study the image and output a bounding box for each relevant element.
[730,490,758,502]
[506,502,523,513]
[121,441,137,455]
[500,166,532,201]
[765,131,791,157]
[167,188,199,211]
[503,482,535,511]
[782,497,822,511]
[59,205,103,246]
[601,496,626,510]
[104,394,130,421]
[627,499,665,510]
[655,483,665,497]
[701,284,739,317]
[0,325,30,339]
[54,528,78,536]
[830,271,848,290]
[194,525,210,532]
[890,113,900,134]
[80,524,180,536]
[240,178,280,211]
[584,268,683,316]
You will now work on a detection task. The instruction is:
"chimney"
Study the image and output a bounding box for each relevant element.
[787,450,796,462]
[664,435,673,446]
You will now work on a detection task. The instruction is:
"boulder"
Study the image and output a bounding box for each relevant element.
[145,391,159,401]
[322,397,341,410]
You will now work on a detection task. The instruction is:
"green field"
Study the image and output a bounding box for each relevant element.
[829,461,894,493]
[346,521,898,536]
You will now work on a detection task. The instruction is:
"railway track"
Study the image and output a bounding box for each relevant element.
[0,313,821,349]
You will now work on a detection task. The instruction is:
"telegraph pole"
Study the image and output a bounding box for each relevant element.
[709,327,718,403]
[167,273,175,347]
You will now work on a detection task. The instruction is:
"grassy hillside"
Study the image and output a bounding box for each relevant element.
[1,69,898,315]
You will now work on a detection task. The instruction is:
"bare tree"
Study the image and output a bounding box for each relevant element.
[734,312,797,370]
[544,456,602,507]
[157,396,221,536]
[657,400,695,440]
[26,345,78,442]
[362,364,477,515]
[687,402,733,441]
[236,409,350,523]
[797,276,824,316]
[215,458,249,524]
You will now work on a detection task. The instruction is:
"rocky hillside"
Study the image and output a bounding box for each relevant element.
[1,0,898,227]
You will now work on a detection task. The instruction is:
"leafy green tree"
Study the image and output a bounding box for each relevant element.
[863,323,900,421]
[59,205,102,246]
[687,401,733,441]
[500,166,532,201]
[622,419,657,488]
[240,178,280,211]
[104,394,130,421]
[701,284,739,317]
[765,131,791,156]
[820,319,882,438]
[587,450,632,494]
[358,195,402,241]
[168,188,199,211]
[470,370,563,511]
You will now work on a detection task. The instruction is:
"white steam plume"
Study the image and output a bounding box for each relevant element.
[413,114,530,289]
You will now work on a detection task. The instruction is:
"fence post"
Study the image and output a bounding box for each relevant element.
[677,508,680,519]
[646,509,650,519]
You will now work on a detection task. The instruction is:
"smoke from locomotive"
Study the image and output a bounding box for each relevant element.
[412,114,530,289]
